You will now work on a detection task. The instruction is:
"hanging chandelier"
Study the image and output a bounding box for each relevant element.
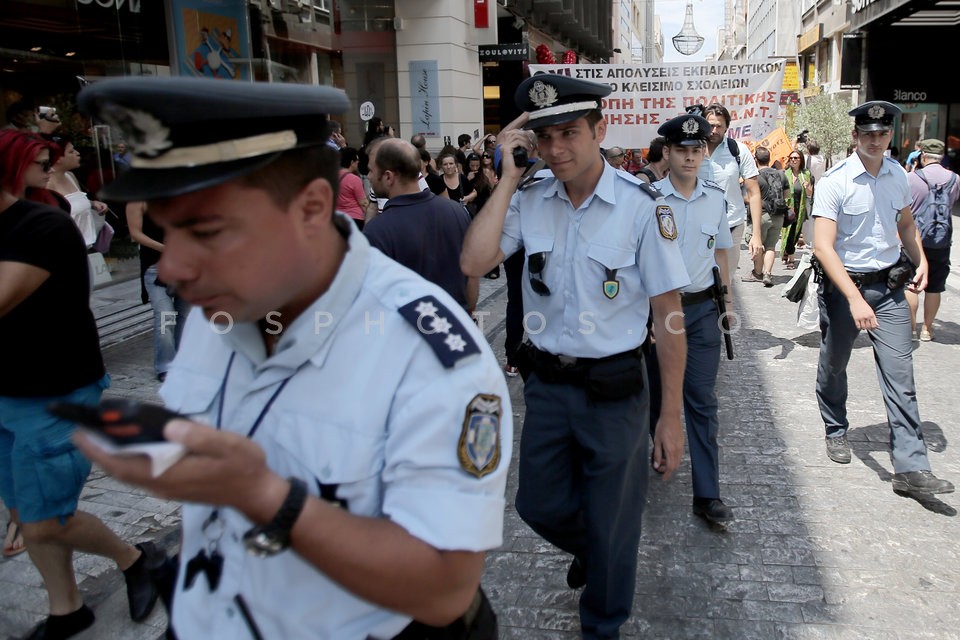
[672,1,705,56]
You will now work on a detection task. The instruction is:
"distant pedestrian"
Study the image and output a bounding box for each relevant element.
[904,138,960,342]
[812,101,954,496]
[742,146,788,287]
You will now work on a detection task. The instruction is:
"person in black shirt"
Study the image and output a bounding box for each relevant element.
[0,129,161,639]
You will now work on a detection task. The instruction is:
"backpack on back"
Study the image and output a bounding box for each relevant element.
[759,167,788,216]
[914,168,957,249]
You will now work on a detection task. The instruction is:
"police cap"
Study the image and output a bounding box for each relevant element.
[849,100,900,132]
[77,77,349,200]
[515,73,611,130]
[657,114,710,146]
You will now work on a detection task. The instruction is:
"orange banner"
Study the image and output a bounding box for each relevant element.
[755,127,793,168]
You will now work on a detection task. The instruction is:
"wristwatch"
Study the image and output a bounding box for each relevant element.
[242,477,308,557]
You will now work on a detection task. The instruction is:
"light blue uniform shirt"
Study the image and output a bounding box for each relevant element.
[499,161,690,358]
[654,177,733,292]
[697,137,758,228]
[811,153,910,272]
[161,222,512,640]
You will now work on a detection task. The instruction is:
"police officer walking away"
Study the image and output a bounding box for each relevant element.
[651,114,735,524]
[462,74,689,639]
[812,100,953,496]
[74,77,510,639]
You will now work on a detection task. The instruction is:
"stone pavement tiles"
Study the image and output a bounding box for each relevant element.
[482,251,960,640]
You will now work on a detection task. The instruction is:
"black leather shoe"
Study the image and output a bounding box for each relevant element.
[566,556,586,589]
[24,605,94,640]
[693,498,734,524]
[124,542,163,622]
[892,470,955,495]
[825,435,851,464]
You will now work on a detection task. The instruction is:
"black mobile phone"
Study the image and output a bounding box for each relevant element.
[512,146,529,168]
[47,399,183,446]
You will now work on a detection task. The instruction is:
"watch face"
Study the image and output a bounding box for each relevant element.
[244,530,286,557]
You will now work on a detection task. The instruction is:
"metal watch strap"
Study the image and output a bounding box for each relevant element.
[243,476,308,556]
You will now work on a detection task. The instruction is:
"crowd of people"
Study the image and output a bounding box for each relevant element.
[0,74,958,640]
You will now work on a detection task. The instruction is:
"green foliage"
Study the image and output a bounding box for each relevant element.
[792,94,854,163]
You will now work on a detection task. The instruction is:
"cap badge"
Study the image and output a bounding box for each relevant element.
[867,104,885,119]
[529,80,559,109]
[99,103,173,158]
[682,118,699,135]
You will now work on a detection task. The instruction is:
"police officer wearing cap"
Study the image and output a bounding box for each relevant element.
[462,74,689,639]
[812,100,953,496]
[650,114,734,525]
[74,77,511,639]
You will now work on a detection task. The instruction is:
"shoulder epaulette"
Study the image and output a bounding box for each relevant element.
[637,181,663,200]
[702,179,724,192]
[398,295,480,368]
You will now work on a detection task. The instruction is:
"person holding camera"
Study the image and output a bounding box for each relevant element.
[811,101,953,496]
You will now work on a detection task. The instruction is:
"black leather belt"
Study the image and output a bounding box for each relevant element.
[680,287,715,307]
[847,266,891,287]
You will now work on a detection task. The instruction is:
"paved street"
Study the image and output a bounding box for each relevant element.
[3,243,960,639]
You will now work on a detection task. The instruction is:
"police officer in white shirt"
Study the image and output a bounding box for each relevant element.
[462,74,689,640]
[651,114,734,525]
[74,77,511,640]
[812,100,953,496]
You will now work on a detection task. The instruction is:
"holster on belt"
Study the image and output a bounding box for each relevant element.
[515,341,644,403]
[390,587,497,640]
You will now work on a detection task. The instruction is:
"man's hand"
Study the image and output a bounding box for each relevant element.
[651,416,684,480]
[907,261,928,293]
[74,419,282,519]
[497,129,534,181]
[748,234,764,258]
[847,295,878,331]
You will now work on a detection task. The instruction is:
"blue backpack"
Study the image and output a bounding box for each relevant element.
[914,168,957,249]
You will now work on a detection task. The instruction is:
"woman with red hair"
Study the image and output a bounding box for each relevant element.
[0,128,160,639]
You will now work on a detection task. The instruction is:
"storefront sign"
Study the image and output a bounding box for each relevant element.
[782,63,799,91]
[409,60,441,137]
[852,0,881,12]
[529,61,785,145]
[167,0,252,80]
[479,44,528,62]
[78,0,140,12]
[798,24,822,53]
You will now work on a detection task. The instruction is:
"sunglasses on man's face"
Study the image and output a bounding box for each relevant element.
[528,252,551,296]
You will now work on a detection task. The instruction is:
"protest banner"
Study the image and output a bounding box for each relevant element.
[755,127,794,168]
[529,61,785,149]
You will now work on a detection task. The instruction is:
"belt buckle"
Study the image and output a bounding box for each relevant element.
[557,355,577,367]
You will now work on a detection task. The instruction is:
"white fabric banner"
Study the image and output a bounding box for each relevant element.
[528,61,785,149]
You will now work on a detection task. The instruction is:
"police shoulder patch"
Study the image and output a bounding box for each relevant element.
[458,393,502,478]
[637,181,663,200]
[399,295,480,368]
[656,204,678,240]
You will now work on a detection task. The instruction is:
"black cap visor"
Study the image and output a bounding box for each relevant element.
[98,152,281,201]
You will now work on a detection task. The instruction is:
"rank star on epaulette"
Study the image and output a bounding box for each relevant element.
[458,394,502,478]
[656,205,677,240]
[399,295,480,368]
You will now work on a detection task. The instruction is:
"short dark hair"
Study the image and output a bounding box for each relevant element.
[806,139,820,155]
[340,146,359,168]
[238,144,340,209]
[646,137,666,163]
[458,133,472,147]
[754,146,771,165]
[410,134,426,149]
[703,104,731,127]
[374,139,421,181]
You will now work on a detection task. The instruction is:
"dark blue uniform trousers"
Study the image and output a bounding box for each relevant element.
[816,282,930,473]
[646,299,723,499]
[515,372,649,640]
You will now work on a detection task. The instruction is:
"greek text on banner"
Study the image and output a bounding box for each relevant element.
[528,61,785,149]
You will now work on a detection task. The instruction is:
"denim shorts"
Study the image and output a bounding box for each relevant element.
[0,375,109,523]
